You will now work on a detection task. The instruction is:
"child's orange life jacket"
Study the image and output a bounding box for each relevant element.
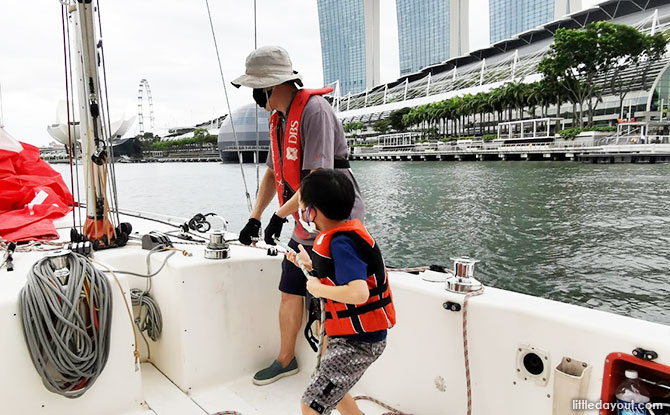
[311,219,396,336]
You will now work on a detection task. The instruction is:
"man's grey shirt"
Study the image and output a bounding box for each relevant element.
[267,94,365,245]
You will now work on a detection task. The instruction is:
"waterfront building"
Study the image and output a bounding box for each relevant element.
[333,0,670,131]
[217,103,270,163]
[317,0,380,95]
[396,0,469,76]
[489,0,582,44]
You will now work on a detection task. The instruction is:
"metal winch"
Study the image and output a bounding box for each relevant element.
[444,257,482,293]
[204,230,230,259]
[44,249,72,285]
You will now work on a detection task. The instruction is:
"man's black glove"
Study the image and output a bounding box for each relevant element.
[264,213,288,245]
[239,218,261,245]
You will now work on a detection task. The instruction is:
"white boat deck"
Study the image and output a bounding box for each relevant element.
[2,209,669,414]
[141,362,392,415]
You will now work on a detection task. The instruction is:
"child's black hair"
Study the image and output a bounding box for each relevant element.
[300,169,354,221]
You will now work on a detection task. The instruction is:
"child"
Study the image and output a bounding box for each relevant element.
[286,169,396,415]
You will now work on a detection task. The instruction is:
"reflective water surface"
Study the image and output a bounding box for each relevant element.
[53,161,670,324]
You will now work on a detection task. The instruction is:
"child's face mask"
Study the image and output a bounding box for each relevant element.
[298,206,318,234]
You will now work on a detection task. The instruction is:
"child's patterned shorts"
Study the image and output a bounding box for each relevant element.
[302,337,386,414]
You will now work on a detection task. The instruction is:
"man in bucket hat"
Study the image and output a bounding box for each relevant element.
[233,46,365,385]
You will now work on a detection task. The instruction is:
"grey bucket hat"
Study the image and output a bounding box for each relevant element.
[231,45,303,89]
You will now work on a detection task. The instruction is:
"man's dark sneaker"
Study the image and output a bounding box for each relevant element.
[252,358,299,386]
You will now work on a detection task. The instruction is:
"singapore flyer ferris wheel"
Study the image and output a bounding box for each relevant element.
[137,78,155,136]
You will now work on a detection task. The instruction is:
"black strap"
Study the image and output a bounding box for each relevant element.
[334,158,350,169]
[368,281,388,298]
[303,298,320,352]
[325,296,392,319]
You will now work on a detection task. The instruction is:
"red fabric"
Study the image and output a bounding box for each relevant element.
[269,87,334,241]
[0,142,72,242]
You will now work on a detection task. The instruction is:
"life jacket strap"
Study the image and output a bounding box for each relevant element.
[303,297,321,352]
[325,296,392,320]
[368,281,388,298]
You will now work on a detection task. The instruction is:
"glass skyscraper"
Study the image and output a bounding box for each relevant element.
[396,0,468,76]
[317,0,379,95]
[489,0,580,44]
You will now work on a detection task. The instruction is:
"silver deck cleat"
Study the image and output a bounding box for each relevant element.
[444,257,482,293]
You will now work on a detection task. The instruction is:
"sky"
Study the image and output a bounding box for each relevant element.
[0,0,603,147]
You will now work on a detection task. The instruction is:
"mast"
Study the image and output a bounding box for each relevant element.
[69,0,117,247]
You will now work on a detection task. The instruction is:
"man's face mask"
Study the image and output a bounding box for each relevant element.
[252,88,272,109]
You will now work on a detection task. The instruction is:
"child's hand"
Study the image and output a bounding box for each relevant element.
[306,276,323,298]
[285,250,298,267]
[285,244,313,271]
[296,244,313,271]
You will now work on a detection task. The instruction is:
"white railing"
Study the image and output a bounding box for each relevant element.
[376,132,422,147]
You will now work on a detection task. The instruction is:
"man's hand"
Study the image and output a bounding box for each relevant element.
[264,213,288,245]
[239,218,261,245]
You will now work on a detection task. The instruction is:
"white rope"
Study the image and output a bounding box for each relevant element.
[387,266,429,273]
[353,395,412,415]
[462,287,484,415]
[204,0,253,213]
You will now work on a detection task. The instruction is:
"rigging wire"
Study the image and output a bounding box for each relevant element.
[85,0,117,234]
[204,0,253,213]
[95,0,121,228]
[65,6,84,231]
[61,3,78,230]
[253,0,260,197]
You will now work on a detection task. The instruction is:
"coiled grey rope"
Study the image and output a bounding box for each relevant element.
[130,289,162,341]
[20,252,112,398]
[105,246,173,358]
[130,288,162,358]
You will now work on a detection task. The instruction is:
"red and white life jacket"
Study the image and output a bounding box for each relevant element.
[311,219,396,337]
[268,87,333,240]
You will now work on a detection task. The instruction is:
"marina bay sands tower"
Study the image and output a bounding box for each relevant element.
[317,0,580,93]
[317,0,468,92]
[489,0,582,44]
[317,0,380,95]
[396,0,469,76]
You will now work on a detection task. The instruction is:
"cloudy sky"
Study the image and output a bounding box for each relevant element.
[1,0,602,147]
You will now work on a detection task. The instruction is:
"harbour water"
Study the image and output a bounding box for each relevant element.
[51,161,670,325]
